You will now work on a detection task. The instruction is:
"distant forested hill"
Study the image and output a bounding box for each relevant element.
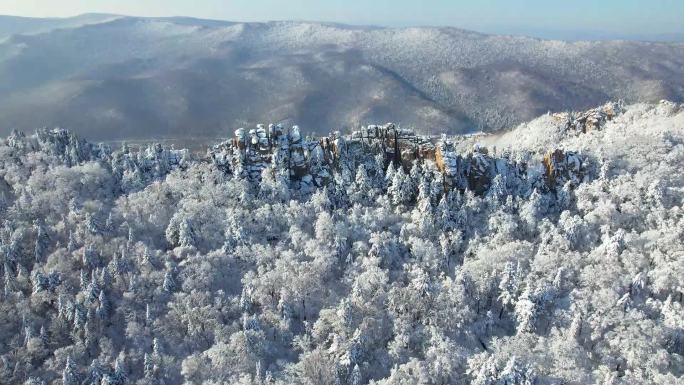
[0,15,683,142]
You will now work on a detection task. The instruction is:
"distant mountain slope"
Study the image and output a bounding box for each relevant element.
[0,13,120,40]
[0,15,683,141]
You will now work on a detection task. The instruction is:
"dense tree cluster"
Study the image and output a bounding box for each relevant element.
[0,103,682,385]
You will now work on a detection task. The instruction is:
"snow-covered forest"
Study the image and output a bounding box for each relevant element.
[0,101,682,385]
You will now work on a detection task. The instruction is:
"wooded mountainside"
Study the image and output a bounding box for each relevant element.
[0,102,682,385]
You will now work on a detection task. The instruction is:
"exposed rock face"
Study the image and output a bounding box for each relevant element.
[562,102,623,133]
[466,148,496,195]
[435,142,460,190]
[211,121,589,195]
[543,149,584,188]
[212,124,334,191]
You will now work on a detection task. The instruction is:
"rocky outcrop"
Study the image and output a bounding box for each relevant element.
[212,122,583,196]
[3,120,593,198]
[562,102,623,133]
[212,124,333,191]
[435,142,460,190]
[349,123,435,169]
[542,149,584,188]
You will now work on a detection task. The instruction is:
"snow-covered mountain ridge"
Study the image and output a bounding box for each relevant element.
[0,102,682,384]
[1,15,684,142]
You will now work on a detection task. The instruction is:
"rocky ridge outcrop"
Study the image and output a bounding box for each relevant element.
[209,115,598,196]
[4,102,646,199]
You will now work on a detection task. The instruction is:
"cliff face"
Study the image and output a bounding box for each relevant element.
[562,102,623,134]
[209,119,591,196]
[543,149,583,188]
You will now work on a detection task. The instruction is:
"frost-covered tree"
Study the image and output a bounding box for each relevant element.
[351,164,373,204]
[388,166,412,206]
[163,270,176,293]
[33,222,49,263]
[178,218,197,248]
[61,356,79,385]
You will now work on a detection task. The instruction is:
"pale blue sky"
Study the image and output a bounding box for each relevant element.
[1,0,683,37]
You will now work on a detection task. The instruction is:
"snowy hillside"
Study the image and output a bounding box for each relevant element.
[0,14,120,40]
[0,101,682,384]
[0,15,683,142]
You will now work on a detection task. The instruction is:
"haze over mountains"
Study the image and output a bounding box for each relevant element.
[1,14,684,142]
